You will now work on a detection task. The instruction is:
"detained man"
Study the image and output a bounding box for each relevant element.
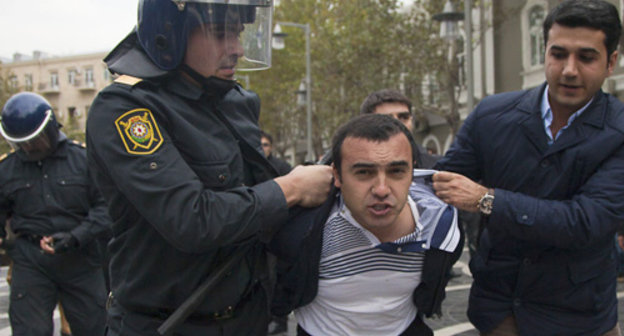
[270,114,463,335]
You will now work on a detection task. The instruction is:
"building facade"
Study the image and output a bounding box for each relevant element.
[2,51,112,132]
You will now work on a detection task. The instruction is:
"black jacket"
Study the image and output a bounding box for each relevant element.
[87,71,288,321]
[0,135,111,246]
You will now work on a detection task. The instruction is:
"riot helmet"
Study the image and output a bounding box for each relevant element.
[137,0,273,77]
[0,92,61,161]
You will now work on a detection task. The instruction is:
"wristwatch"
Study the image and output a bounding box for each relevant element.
[478,189,495,215]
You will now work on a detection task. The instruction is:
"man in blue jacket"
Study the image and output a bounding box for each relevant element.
[432,0,624,335]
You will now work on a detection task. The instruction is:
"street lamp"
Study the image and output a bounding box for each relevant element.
[433,0,474,113]
[272,22,314,163]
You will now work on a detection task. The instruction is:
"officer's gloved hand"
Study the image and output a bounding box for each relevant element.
[50,232,78,254]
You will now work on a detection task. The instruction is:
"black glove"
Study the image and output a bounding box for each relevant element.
[50,232,78,254]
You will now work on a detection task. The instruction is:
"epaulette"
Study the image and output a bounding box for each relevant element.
[0,149,14,162]
[71,139,86,148]
[114,75,143,87]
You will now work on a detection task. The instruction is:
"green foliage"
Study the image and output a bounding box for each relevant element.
[247,0,453,162]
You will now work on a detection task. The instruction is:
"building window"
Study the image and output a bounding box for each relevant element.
[24,74,33,91]
[85,68,94,87]
[9,76,18,90]
[68,69,77,85]
[529,6,545,67]
[50,72,59,89]
[521,0,548,89]
[103,67,111,82]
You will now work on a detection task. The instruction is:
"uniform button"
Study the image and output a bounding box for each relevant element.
[218,174,227,182]
[421,243,426,248]
[43,174,48,179]
[60,180,66,185]
[46,195,51,198]
[397,247,402,253]
[149,162,158,170]
[521,214,528,221]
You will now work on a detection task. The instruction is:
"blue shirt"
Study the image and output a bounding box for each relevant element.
[541,85,592,145]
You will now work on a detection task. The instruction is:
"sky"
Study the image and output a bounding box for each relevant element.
[0,0,138,60]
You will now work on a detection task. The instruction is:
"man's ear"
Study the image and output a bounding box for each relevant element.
[332,163,342,188]
[608,50,618,75]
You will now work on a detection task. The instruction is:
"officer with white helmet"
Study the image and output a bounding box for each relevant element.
[86,1,332,334]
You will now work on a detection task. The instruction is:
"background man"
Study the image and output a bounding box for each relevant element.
[261,130,292,176]
[0,92,110,335]
[87,1,332,334]
[360,88,440,169]
[432,0,624,334]
[270,114,462,335]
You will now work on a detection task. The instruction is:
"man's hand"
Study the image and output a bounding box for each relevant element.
[432,171,488,212]
[275,165,333,208]
[40,232,78,254]
[618,233,624,250]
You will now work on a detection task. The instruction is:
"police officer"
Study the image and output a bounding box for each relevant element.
[0,92,110,335]
[86,0,332,335]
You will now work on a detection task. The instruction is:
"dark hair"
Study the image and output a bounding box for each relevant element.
[543,0,622,59]
[260,130,272,144]
[331,114,416,175]
[360,89,412,115]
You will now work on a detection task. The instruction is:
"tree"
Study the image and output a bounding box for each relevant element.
[248,0,437,162]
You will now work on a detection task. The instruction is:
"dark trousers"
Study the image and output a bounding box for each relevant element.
[106,283,271,336]
[8,238,107,336]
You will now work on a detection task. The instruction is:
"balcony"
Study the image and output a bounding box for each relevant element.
[38,83,60,95]
[74,79,96,92]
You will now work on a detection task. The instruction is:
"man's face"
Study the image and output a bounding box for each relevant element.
[545,23,617,115]
[261,136,272,157]
[333,133,413,238]
[373,102,413,132]
[184,23,245,80]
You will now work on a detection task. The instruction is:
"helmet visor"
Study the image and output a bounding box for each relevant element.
[183,1,272,76]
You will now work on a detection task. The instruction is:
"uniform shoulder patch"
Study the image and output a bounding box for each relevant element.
[115,108,164,155]
[114,75,143,86]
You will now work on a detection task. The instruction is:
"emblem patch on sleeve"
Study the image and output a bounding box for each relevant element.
[115,108,164,155]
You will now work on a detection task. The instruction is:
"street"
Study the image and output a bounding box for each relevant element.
[0,248,623,335]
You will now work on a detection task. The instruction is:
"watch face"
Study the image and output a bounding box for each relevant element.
[479,194,494,215]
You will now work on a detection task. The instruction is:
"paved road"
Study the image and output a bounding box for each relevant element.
[0,250,622,335]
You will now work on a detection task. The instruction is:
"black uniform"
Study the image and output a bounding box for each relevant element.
[87,54,289,333]
[0,135,109,335]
